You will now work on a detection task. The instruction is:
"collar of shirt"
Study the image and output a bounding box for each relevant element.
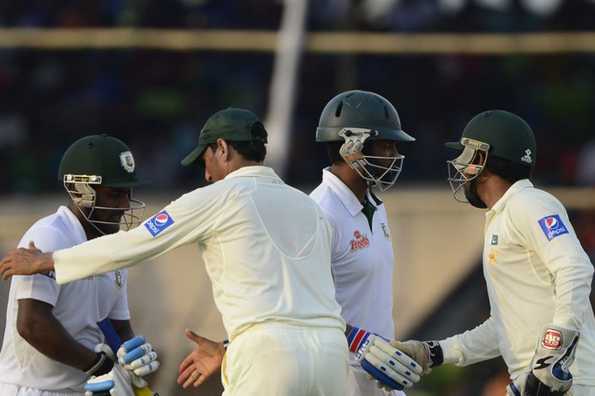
[223,165,282,181]
[321,168,365,217]
[59,205,88,243]
[488,178,534,215]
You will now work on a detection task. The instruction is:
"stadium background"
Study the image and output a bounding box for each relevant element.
[1,0,595,395]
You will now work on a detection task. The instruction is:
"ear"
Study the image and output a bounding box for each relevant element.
[216,138,232,161]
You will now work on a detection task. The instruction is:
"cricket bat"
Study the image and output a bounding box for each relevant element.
[97,319,159,396]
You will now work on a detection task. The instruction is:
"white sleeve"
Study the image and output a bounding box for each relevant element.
[108,270,130,321]
[439,317,501,366]
[509,195,594,331]
[54,186,225,285]
[14,226,65,306]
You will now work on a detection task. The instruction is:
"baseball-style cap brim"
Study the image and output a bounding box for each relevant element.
[445,141,464,150]
[181,143,208,167]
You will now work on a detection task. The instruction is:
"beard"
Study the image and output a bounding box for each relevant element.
[463,178,487,209]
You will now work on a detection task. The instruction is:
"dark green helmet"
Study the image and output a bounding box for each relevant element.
[316,90,415,143]
[446,110,536,169]
[59,134,142,187]
[446,110,536,208]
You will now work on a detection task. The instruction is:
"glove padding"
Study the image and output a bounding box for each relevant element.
[357,335,423,390]
[506,325,579,396]
[391,340,444,375]
[117,336,160,380]
[85,363,135,396]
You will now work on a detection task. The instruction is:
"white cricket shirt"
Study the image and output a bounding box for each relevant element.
[310,169,395,339]
[52,166,345,340]
[0,206,130,391]
[441,179,595,384]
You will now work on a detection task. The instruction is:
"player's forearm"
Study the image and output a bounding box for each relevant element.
[111,319,134,342]
[440,317,501,366]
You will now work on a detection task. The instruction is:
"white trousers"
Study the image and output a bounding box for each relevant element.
[565,385,595,396]
[222,323,349,396]
[346,363,407,396]
[0,383,83,396]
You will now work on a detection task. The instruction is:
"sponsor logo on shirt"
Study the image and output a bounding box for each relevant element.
[115,270,122,288]
[144,210,175,237]
[381,223,390,239]
[542,329,562,350]
[350,230,370,251]
[538,214,569,241]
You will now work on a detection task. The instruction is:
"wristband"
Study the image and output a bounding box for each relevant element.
[85,352,114,377]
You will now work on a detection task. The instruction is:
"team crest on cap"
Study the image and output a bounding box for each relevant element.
[144,210,175,237]
[538,214,569,241]
[120,151,135,173]
[521,149,533,164]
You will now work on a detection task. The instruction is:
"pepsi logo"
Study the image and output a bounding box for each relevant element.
[155,213,169,225]
[545,217,557,229]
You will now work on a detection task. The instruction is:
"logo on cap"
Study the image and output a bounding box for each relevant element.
[521,149,533,164]
[144,210,175,237]
[120,151,135,173]
[538,214,569,241]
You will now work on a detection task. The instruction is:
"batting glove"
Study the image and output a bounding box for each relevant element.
[85,364,135,396]
[506,325,579,396]
[348,327,423,391]
[391,339,444,375]
[117,336,160,389]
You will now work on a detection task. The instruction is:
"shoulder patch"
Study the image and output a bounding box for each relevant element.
[144,211,175,237]
[538,214,569,241]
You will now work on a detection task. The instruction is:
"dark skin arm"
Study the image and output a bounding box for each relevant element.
[17,298,97,371]
[111,319,134,343]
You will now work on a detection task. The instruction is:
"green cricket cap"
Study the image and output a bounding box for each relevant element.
[181,108,268,166]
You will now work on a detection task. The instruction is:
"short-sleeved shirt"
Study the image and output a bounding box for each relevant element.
[310,168,395,340]
[0,206,130,391]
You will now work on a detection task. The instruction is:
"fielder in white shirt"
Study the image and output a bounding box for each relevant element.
[394,110,595,396]
[310,90,422,396]
[0,108,353,396]
[0,135,159,396]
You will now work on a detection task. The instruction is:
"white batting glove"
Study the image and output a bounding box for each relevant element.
[506,325,579,396]
[85,364,135,396]
[117,336,160,388]
[347,327,423,391]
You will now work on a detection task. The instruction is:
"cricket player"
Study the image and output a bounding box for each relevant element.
[174,94,424,395]
[0,108,353,396]
[310,90,419,396]
[0,134,159,396]
[393,110,595,395]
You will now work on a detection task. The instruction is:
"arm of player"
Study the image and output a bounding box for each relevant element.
[394,316,501,372]
[0,186,224,283]
[16,298,112,374]
[177,329,226,389]
[510,198,594,332]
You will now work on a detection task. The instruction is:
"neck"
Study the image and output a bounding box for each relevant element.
[330,163,368,202]
[67,202,102,240]
[477,175,513,209]
[225,160,262,177]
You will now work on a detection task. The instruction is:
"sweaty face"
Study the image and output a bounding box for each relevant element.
[89,186,131,234]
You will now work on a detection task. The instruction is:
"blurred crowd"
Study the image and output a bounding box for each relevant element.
[0,1,594,193]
